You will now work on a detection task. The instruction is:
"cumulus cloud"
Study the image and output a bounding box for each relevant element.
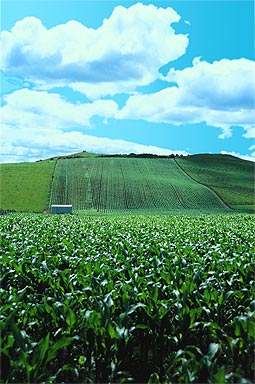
[1,89,118,129]
[0,88,188,163]
[221,151,255,163]
[118,58,255,138]
[166,57,255,110]
[1,131,188,163]
[0,3,188,98]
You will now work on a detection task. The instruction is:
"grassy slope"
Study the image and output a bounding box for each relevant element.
[176,154,255,211]
[1,154,254,212]
[0,161,56,212]
[50,157,225,211]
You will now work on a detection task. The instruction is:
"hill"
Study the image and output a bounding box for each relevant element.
[0,160,56,212]
[0,153,254,213]
[176,154,255,211]
[50,157,225,211]
[44,151,102,161]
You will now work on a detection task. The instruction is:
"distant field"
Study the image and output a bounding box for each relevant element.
[0,161,55,212]
[176,154,255,211]
[50,157,225,211]
[0,154,254,212]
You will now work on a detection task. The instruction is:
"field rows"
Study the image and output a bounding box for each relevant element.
[50,158,224,211]
[1,213,254,383]
[177,155,255,211]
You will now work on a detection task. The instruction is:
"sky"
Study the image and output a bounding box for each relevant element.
[1,0,254,163]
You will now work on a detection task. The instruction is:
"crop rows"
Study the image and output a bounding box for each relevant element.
[1,213,254,383]
[50,158,224,211]
[176,155,255,211]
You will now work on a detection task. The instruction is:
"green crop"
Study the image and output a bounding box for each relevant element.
[0,213,254,383]
[1,154,254,213]
[176,154,255,211]
[50,158,225,211]
[0,161,56,212]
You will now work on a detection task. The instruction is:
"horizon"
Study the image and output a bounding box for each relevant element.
[1,0,255,163]
[1,150,254,165]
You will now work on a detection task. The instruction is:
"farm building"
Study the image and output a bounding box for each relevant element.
[51,205,72,214]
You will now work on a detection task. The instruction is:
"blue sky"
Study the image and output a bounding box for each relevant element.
[1,0,254,162]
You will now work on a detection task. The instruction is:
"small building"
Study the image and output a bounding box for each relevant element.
[51,205,72,214]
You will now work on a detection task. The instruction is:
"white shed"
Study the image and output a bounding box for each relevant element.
[51,205,72,214]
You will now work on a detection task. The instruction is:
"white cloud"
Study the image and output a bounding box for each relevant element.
[1,89,118,130]
[243,127,255,139]
[0,88,188,163]
[118,58,255,138]
[0,3,188,98]
[166,57,255,110]
[0,131,188,163]
[221,151,255,163]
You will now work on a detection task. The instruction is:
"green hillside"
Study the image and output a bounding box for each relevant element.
[0,154,254,212]
[0,161,56,212]
[50,157,225,211]
[176,154,255,211]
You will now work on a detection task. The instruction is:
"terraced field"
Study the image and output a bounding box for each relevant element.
[50,158,225,211]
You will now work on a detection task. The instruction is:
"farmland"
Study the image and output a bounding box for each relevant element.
[0,153,254,213]
[176,155,255,211]
[1,212,254,383]
[50,157,225,212]
[0,161,56,212]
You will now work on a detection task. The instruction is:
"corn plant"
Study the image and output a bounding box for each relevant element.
[1,213,254,383]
